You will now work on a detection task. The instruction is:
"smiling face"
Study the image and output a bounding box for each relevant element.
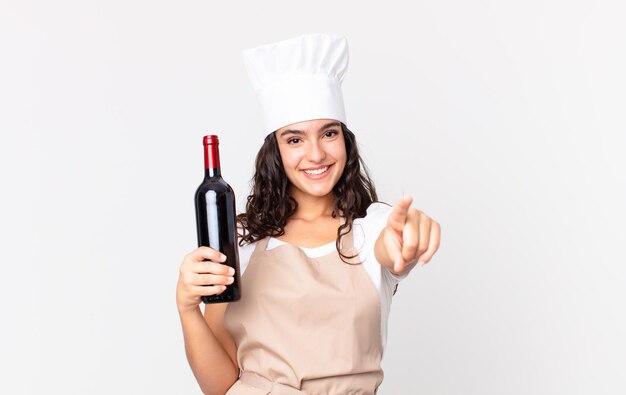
[275,119,347,201]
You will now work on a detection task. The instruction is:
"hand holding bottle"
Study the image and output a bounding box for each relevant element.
[176,247,236,314]
[194,135,241,304]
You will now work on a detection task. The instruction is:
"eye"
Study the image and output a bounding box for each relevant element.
[287,138,301,145]
[324,130,339,138]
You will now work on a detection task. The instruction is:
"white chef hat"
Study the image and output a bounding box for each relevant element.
[242,33,349,139]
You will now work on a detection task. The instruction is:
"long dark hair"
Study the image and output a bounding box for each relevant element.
[236,123,379,263]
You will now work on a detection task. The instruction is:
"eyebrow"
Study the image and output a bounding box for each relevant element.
[279,121,341,138]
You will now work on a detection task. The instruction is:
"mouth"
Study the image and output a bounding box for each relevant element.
[301,164,333,179]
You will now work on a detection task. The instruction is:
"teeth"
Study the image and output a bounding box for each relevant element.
[303,166,329,175]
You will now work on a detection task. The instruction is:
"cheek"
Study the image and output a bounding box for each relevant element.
[330,149,347,174]
[330,146,347,165]
[279,150,302,171]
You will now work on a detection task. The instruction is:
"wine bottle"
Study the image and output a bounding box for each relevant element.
[194,135,241,304]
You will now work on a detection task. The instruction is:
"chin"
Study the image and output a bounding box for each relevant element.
[295,182,336,198]
[310,189,334,197]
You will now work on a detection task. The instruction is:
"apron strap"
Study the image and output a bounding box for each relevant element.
[252,236,271,254]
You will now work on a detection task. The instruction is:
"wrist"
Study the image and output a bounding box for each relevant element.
[177,303,202,317]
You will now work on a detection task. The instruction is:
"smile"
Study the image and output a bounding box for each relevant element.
[301,164,333,178]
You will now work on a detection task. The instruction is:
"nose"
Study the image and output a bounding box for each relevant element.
[306,140,326,163]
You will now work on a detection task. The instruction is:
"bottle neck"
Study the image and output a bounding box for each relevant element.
[203,136,221,179]
[205,167,221,178]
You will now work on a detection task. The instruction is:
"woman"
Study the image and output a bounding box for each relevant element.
[177,34,441,395]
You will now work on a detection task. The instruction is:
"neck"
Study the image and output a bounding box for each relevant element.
[289,187,336,221]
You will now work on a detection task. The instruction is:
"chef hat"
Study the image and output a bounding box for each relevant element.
[242,33,349,139]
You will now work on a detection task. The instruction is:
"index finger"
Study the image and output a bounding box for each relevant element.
[186,246,226,263]
[387,195,413,233]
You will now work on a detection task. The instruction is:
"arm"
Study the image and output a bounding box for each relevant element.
[374,195,441,276]
[178,306,238,395]
[177,247,239,395]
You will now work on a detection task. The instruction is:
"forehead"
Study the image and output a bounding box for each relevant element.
[276,119,341,135]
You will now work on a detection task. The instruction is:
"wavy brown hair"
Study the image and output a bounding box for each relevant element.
[236,123,379,263]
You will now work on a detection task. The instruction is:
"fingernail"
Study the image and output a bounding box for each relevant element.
[227,276,234,284]
[220,254,227,261]
[228,267,235,275]
[419,259,426,266]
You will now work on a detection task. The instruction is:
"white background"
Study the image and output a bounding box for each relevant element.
[1,0,625,394]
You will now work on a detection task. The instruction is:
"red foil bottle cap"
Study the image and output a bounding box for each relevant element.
[203,135,221,169]
[204,135,219,145]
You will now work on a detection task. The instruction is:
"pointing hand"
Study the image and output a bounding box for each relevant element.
[380,195,441,274]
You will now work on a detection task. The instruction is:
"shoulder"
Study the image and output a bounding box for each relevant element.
[354,201,392,232]
[364,201,393,220]
[367,201,392,217]
[352,202,392,261]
